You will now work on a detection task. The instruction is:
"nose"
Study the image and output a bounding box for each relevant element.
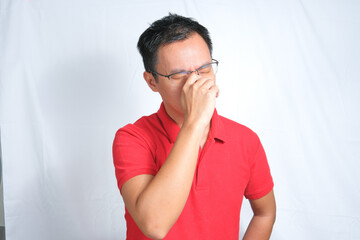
[187,70,200,78]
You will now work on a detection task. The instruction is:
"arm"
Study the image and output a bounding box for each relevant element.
[121,74,218,239]
[121,123,204,239]
[243,190,276,240]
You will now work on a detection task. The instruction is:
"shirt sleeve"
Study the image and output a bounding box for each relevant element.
[112,124,157,195]
[244,135,274,200]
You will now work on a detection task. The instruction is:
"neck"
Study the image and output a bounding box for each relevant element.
[163,103,185,128]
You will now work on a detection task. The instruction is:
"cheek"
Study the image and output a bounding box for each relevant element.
[175,81,187,98]
[168,81,185,94]
[158,84,182,101]
[170,86,183,101]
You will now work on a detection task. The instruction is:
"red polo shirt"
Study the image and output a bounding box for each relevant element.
[113,103,273,239]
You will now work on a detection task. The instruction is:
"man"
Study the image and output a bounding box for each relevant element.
[113,13,276,240]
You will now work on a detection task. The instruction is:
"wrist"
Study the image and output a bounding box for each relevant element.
[181,119,208,139]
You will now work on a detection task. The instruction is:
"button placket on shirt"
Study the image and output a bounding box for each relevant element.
[195,138,214,190]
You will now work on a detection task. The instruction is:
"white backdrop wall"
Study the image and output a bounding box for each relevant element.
[1,0,359,239]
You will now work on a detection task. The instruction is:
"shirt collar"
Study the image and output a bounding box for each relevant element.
[156,102,226,143]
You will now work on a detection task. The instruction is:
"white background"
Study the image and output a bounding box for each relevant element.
[1,0,360,239]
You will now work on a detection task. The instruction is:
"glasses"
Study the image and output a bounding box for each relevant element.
[149,59,218,81]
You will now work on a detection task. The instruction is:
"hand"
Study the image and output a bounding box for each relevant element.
[180,72,219,128]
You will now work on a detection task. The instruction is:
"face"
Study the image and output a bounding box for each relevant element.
[143,33,214,123]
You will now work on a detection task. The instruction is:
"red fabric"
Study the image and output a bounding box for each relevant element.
[113,103,274,239]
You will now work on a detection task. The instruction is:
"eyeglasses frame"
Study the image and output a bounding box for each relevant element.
[148,59,219,80]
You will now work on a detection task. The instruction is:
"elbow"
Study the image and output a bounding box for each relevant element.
[265,207,276,226]
[267,209,276,229]
[133,199,174,239]
[271,203,277,224]
[273,209,277,222]
[270,212,276,226]
[141,221,170,240]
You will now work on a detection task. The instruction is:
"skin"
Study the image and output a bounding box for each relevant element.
[121,33,276,239]
[243,190,276,240]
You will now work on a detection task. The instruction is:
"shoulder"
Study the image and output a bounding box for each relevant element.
[218,115,260,144]
[114,112,161,149]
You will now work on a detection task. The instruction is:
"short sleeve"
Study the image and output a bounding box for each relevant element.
[244,136,274,200]
[112,124,157,195]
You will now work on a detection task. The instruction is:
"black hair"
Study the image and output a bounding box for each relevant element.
[137,13,213,76]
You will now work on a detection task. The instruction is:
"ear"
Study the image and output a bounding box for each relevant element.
[143,71,159,92]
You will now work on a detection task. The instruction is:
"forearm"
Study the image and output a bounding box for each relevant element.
[134,122,205,236]
[243,214,275,240]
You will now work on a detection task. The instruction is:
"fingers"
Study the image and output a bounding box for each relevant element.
[184,73,214,90]
[183,72,201,88]
[200,78,215,91]
[193,77,218,98]
[182,73,219,102]
[210,84,220,98]
[180,72,219,126]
